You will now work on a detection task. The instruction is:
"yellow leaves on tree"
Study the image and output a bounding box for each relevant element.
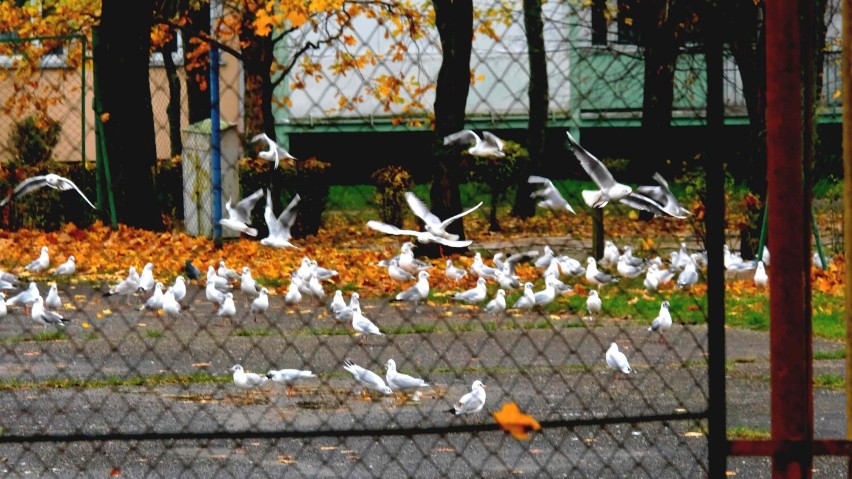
[492,403,541,441]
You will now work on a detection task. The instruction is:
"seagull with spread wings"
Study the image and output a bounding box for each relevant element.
[250,132,297,169]
[0,173,96,209]
[220,188,264,237]
[260,189,301,249]
[443,130,505,158]
[566,131,633,208]
[404,192,482,242]
[366,220,473,248]
[528,175,576,214]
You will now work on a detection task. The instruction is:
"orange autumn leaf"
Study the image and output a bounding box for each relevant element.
[492,402,541,440]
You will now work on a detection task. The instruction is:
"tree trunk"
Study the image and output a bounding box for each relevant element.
[160,36,182,157]
[239,10,275,145]
[513,0,548,218]
[95,0,163,230]
[184,0,211,124]
[427,0,473,255]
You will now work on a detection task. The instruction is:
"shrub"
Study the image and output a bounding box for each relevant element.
[370,165,413,227]
[463,141,526,231]
[10,116,61,166]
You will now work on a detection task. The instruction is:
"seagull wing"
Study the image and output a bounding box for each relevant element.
[437,201,483,230]
[276,193,301,233]
[431,236,473,248]
[404,192,442,226]
[264,189,280,237]
[250,133,272,147]
[367,220,421,237]
[618,192,668,216]
[482,131,504,151]
[443,129,479,147]
[565,131,616,189]
[1,176,48,206]
[56,176,97,209]
[233,188,265,222]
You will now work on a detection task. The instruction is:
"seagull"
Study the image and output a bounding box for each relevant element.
[205,281,227,307]
[493,250,539,275]
[386,359,429,401]
[566,131,633,208]
[25,246,50,272]
[366,220,473,248]
[511,282,536,310]
[616,255,645,279]
[172,276,187,303]
[394,271,430,311]
[261,190,301,249]
[643,265,661,292]
[220,188,264,237]
[0,270,18,284]
[403,191,483,242]
[672,243,693,272]
[30,296,69,330]
[137,263,155,292]
[206,266,232,292]
[386,259,416,283]
[534,246,556,269]
[217,261,241,282]
[0,173,96,209]
[621,246,646,268]
[267,368,316,397]
[585,257,619,287]
[606,342,633,377]
[484,289,507,315]
[495,263,520,290]
[184,260,201,281]
[0,293,6,318]
[533,276,558,308]
[0,279,14,290]
[230,364,268,397]
[447,380,487,415]
[601,241,620,267]
[6,281,40,313]
[333,292,360,323]
[330,290,347,315]
[624,172,691,218]
[648,300,673,343]
[217,292,237,322]
[586,290,602,319]
[351,305,382,339]
[53,256,76,276]
[443,130,505,158]
[45,283,62,310]
[139,282,164,312]
[343,359,393,396]
[471,253,499,281]
[105,267,140,304]
[453,277,488,304]
[445,259,468,282]
[240,267,260,301]
[163,287,181,317]
[251,287,269,321]
[528,175,576,214]
[396,243,433,274]
[677,263,699,289]
[754,261,768,288]
[284,276,302,305]
[311,261,338,281]
[250,132,297,169]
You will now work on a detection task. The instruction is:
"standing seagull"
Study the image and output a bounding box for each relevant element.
[394,271,430,312]
[606,342,633,377]
[45,283,62,310]
[511,282,536,311]
[25,246,50,273]
[648,300,673,344]
[586,290,602,319]
[0,173,96,209]
[676,263,699,290]
[105,267,140,305]
[445,259,468,282]
[251,288,269,321]
[351,305,383,341]
[250,132,297,169]
[385,359,429,402]
[266,368,316,397]
[53,256,76,276]
[585,257,619,288]
[484,289,507,315]
[447,380,487,415]
[31,296,69,330]
[230,364,268,399]
[261,190,301,249]
[528,175,576,214]
[754,261,768,289]
[452,277,488,304]
[220,188,264,237]
[566,131,633,208]
[343,359,393,397]
[443,130,505,158]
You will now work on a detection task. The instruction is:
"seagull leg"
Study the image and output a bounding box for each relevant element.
[287,385,294,397]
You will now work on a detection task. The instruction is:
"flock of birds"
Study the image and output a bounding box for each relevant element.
[0,128,798,417]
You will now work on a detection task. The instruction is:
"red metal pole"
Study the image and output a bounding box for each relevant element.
[765,0,812,477]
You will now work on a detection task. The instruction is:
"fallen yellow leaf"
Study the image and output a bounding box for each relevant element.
[81,322,90,329]
[492,402,541,440]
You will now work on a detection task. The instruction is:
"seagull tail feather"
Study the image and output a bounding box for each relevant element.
[581,190,602,208]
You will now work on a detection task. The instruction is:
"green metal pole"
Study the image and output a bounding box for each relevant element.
[91,27,118,230]
[757,201,768,260]
[80,35,87,168]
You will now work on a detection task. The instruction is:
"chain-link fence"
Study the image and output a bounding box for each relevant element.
[0,0,846,477]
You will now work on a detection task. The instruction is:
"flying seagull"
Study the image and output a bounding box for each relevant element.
[566,131,632,208]
[366,220,473,248]
[220,188,264,237]
[250,132,297,169]
[443,130,505,158]
[0,173,96,209]
[528,175,576,214]
[261,190,301,249]
[404,192,482,242]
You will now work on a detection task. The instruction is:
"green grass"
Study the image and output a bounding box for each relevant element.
[233,328,273,337]
[0,371,228,391]
[727,426,771,441]
[813,374,844,390]
[814,349,846,360]
[145,329,164,339]
[31,330,67,342]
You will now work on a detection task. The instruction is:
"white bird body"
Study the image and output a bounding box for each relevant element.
[240,267,260,299]
[267,368,315,396]
[107,267,139,303]
[386,359,429,393]
[163,287,181,317]
[0,173,96,209]
[217,293,236,319]
[445,259,468,282]
[311,260,338,281]
[45,283,61,310]
[251,132,297,169]
[343,359,393,395]
[484,289,507,315]
[606,343,632,375]
[533,279,557,307]
[453,278,488,304]
[534,246,555,269]
[643,265,661,292]
[206,282,227,305]
[601,241,620,267]
[754,261,768,288]
[585,257,618,287]
[395,271,430,307]
[387,259,416,282]
[31,296,68,329]
[367,220,473,248]
[25,246,50,272]
[54,256,76,276]
[334,292,360,322]
[285,277,303,305]
[566,132,633,208]
[217,261,240,282]
[137,263,155,292]
[351,305,382,336]
[617,255,644,279]
[251,288,269,319]
[7,282,40,309]
[511,282,536,310]
[139,282,164,312]
[207,266,232,292]
[231,364,268,389]
[648,300,673,335]
[220,188,264,237]
[558,255,586,276]
[396,243,432,274]
[450,380,486,415]
[443,130,505,158]
[308,273,325,299]
[677,263,699,289]
[261,190,301,249]
[404,191,483,242]
[0,293,6,318]
[172,276,187,302]
[330,290,347,314]
[586,290,602,317]
[471,253,499,281]
[528,175,575,213]
[629,172,691,218]
[496,264,520,290]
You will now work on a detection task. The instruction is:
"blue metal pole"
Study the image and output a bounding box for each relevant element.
[210,45,222,247]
